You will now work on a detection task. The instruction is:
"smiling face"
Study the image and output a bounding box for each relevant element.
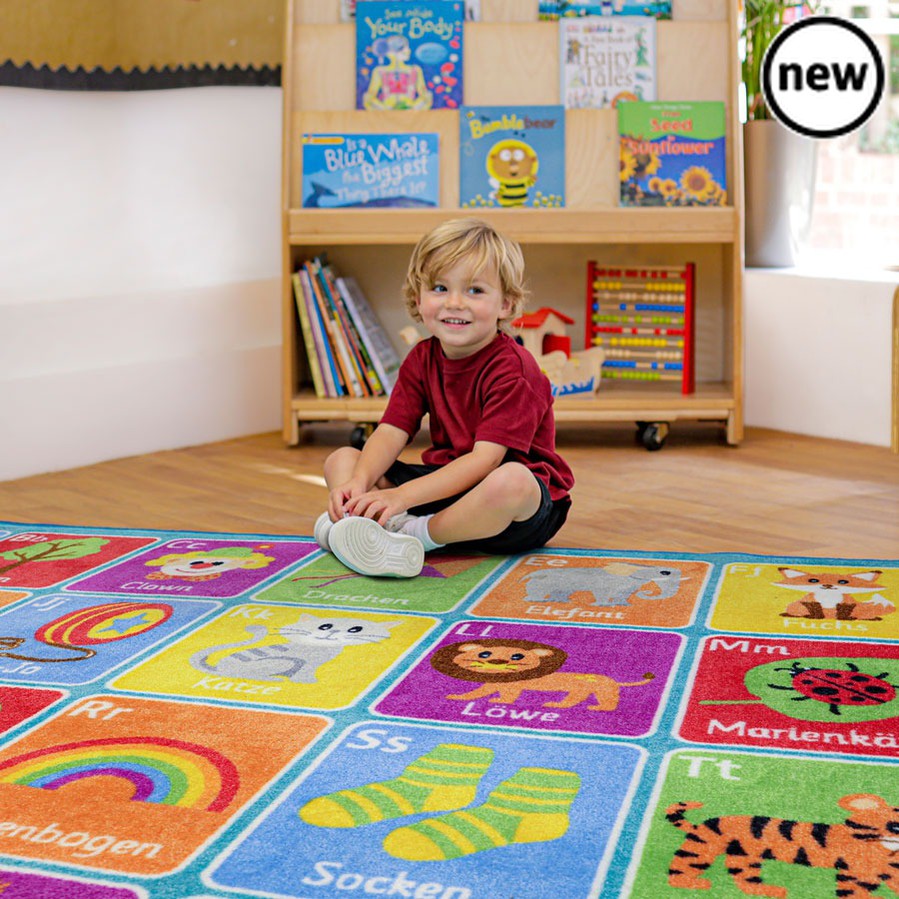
[416,258,512,359]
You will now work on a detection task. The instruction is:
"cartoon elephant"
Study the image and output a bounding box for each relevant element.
[519,562,684,607]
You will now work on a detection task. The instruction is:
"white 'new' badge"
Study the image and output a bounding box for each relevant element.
[761,15,885,138]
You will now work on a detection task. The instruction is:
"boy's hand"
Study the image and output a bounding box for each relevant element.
[344,488,408,526]
[328,477,369,522]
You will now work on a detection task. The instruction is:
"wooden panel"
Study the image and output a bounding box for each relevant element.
[289,110,459,208]
[566,109,618,207]
[288,207,739,244]
[464,23,559,105]
[657,23,729,102]
[292,24,355,111]
[294,0,340,25]
[672,0,727,21]
[481,0,540,22]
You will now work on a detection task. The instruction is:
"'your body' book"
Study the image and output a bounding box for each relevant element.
[619,101,727,207]
[355,1,464,110]
[560,16,656,109]
[459,105,565,209]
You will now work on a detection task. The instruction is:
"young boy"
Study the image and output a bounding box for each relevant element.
[315,218,574,577]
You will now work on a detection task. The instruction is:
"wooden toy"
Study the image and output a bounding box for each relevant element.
[513,307,605,397]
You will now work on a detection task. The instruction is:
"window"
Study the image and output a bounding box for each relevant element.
[804,0,899,266]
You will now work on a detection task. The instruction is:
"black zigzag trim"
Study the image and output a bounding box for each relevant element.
[0,61,281,91]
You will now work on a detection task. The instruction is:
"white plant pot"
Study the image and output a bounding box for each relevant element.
[743,119,818,268]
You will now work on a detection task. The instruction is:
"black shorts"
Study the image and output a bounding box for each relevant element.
[384,460,571,556]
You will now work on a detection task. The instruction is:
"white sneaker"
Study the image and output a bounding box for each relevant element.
[313,512,334,551]
[328,517,424,578]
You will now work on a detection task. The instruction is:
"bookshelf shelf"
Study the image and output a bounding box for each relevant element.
[287,208,739,246]
[281,0,744,447]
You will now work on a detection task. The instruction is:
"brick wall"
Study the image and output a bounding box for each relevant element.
[807,136,899,263]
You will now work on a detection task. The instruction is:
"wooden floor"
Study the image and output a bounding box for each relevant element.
[1,424,897,560]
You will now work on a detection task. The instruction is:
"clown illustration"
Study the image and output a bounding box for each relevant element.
[144,547,276,581]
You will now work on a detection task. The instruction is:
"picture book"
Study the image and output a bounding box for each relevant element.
[541,0,671,19]
[342,0,479,21]
[618,101,727,207]
[560,16,656,109]
[336,276,403,394]
[459,105,565,209]
[301,133,439,209]
[355,1,464,110]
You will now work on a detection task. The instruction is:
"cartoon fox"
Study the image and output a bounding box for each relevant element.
[776,567,895,621]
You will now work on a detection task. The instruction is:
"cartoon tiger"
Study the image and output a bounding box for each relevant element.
[666,793,899,897]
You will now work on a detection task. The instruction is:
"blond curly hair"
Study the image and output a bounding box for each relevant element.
[402,218,528,332]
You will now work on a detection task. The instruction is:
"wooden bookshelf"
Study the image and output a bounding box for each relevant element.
[281,0,744,448]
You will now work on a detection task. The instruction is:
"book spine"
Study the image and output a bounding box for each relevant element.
[335,278,387,396]
[320,262,382,396]
[311,259,368,398]
[292,272,326,398]
[303,262,348,396]
[299,268,340,397]
[306,260,362,397]
[339,276,401,393]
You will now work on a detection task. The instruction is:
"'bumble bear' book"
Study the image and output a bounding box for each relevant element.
[355,1,464,110]
[459,105,565,209]
[560,16,656,109]
[618,101,727,207]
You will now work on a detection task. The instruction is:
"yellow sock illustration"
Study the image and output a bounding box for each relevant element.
[382,766,581,861]
[299,744,494,828]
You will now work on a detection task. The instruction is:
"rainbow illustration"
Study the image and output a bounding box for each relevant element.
[35,602,173,647]
[0,737,240,811]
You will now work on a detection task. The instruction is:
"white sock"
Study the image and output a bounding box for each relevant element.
[388,513,444,552]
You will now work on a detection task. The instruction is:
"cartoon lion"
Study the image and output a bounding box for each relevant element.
[430,638,654,712]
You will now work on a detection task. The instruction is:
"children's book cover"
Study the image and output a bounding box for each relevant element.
[459,105,565,209]
[343,0,479,21]
[560,16,656,109]
[618,101,727,207]
[542,0,671,19]
[355,1,464,110]
[302,133,439,209]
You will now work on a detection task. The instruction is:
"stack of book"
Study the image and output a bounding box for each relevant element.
[291,258,402,399]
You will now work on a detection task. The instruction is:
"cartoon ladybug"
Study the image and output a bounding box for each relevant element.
[770,660,898,716]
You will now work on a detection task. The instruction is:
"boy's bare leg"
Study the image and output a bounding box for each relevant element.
[427,463,542,546]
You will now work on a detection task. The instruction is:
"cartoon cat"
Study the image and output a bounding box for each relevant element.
[189,613,398,683]
[776,568,894,621]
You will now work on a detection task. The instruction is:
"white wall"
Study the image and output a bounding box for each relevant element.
[0,86,283,481]
[744,265,896,447]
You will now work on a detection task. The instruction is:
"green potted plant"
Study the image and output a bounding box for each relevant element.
[741,0,820,266]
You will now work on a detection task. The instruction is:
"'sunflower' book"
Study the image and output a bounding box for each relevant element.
[459,105,565,209]
[560,16,655,108]
[355,1,464,110]
[302,133,439,208]
[618,101,727,207]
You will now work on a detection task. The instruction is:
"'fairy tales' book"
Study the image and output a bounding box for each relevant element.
[355,1,464,110]
[560,16,656,109]
[459,105,565,209]
[302,133,439,208]
[618,101,727,207]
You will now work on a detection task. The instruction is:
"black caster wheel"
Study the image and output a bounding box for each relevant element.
[349,424,373,449]
[640,421,669,451]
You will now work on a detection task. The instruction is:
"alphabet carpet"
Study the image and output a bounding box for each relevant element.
[0,521,897,898]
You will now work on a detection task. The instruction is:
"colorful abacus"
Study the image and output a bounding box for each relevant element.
[585,262,695,394]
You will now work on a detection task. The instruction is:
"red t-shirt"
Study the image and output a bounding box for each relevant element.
[381,333,574,501]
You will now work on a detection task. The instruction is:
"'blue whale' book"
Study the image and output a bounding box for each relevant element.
[302,133,440,209]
